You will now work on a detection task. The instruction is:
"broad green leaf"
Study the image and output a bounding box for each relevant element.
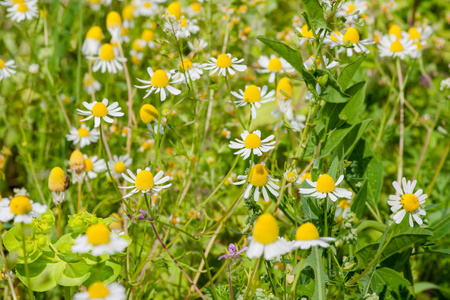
[301,0,326,29]
[3,227,43,264]
[414,282,440,294]
[82,259,122,287]
[371,268,413,300]
[56,259,92,286]
[351,181,368,218]
[15,253,61,292]
[428,213,450,240]
[338,56,366,89]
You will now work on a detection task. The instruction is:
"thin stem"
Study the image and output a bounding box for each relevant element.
[291,256,305,300]
[77,181,82,212]
[227,261,233,300]
[396,58,405,186]
[21,224,34,299]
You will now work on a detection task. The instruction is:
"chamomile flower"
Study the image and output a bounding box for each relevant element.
[83,75,101,93]
[329,27,373,57]
[89,43,127,74]
[284,169,299,183]
[290,222,336,250]
[335,199,352,219]
[188,38,208,53]
[246,214,291,260]
[299,174,352,202]
[120,167,172,199]
[170,58,204,83]
[135,67,182,101]
[276,77,294,119]
[303,55,339,71]
[203,53,247,77]
[77,98,124,128]
[48,167,68,206]
[72,223,128,256]
[290,114,307,132]
[122,5,135,28]
[165,1,182,20]
[173,18,200,39]
[388,177,427,227]
[73,281,126,300]
[66,124,100,148]
[0,58,16,82]
[233,163,279,203]
[82,26,103,56]
[0,195,47,224]
[6,1,38,23]
[106,11,122,42]
[69,150,87,183]
[335,0,368,19]
[108,154,132,180]
[140,30,156,49]
[136,0,158,17]
[378,34,416,59]
[186,2,202,17]
[228,130,275,160]
[256,55,295,83]
[296,24,316,46]
[230,85,275,119]
[84,155,107,179]
[295,172,312,185]
[407,26,432,58]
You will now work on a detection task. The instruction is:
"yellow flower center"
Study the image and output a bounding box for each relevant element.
[316,174,335,193]
[249,164,268,187]
[390,40,403,52]
[99,44,115,61]
[135,170,154,191]
[87,223,110,245]
[70,150,86,172]
[78,128,90,137]
[339,200,350,209]
[144,2,151,8]
[106,11,122,28]
[114,162,126,173]
[85,158,93,172]
[141,29,154,41]
[88,282,109,298]
[301,172,312,182]
[244,133,262,149]
[388,24,402,40]
[301,24,313,38]
[408,27,421,40]
[191,3,201,12]
[346,3,355,14]
[343,27,360,44]
[10,196,32,215]
[92,102,108,117]
[295,222,319,241]
[140,104,158,124]
[180,18,187,27]
[167,1,182,20]
[48,167,66,192]
[86,26,103,41]
[179,58,193,70]
[243,85,261,103]
[285,172,297,183]
[216,54,232,68]
[276,77,293,100]
[122,6,133,20]
[401,193,419,213]
[0,59,5,69]
[331,31,341,42]
[414,41,422,50]
[268,57,282,72]
[18,3,28,12]
[12,0,25,3]
[253,213,279,245]
[151,70,169,88]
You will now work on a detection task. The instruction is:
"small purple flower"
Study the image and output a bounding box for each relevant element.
[218,243,248,262]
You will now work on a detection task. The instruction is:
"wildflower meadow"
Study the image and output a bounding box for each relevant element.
[1,0,449,299]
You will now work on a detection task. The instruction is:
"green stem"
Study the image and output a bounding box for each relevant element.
[225,76,246,129]
[291,255,305,299]
[21,225,33,299]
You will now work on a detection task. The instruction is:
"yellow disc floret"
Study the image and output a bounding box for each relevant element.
[295,222,319,241]
[388,24,402,40]
[85,158,93,172]
[92,102,108,117]
[10,196,32,215]
[249,164,269,187]
[140,104,158,124]
[316,174,335,193]
[135,170,154,191]
[268,57,282,72]
[167,1,182,20]
[86,223,110,245]
[346,3,355,14]
[216,54,232,68]
[285,171,297,183]
[114,162,126,173]
[70,150,86,173]
[401,193,419,212]
[48,167,66,192]
[253,213,279,245]
[0,59,5,69]
[88,282,109,298]
[408,27,421,40]
[78,128,90,137]
[106,11,122,28]
[244,133,262,149]
[338,199,350,209]
[301,24,313,38]
[141,29,154,42]
[343,27,360,44]
[243,85,261,103]
[301,172,312,182]
[99,43,115,61]
[276,77,293,100]
[86,26,103,41]
[390,40,403,52]
[122,6,134,20]
[18,3,28,12]
[151,70,169,88]
[179,58,193,70]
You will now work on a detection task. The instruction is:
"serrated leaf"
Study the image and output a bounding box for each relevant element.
[300,247,328,300]
[371,268,413,300]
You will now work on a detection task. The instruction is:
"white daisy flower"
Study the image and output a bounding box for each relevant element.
[256,55,295,83]
[108,154,133,180]
[228,130,275,160]
[299,174,352,202]
[83,75,101,93]
[6,1,38,23]
[0,195,47,224]
[230,85,275,119]
[106,11,122,43]
[170,58,204,83]
[89,43,126,74]
[276,77,294,120]
[122,5,135,28]
[327,27,374,57]
[378,34,416,59]
[407,25,432,42]
[28,63,39,74]
[84,155,107,179]
[120,167,172,199]
[188,38,208,53]
[246,214,292,260]
[82,26,103,56]
[172,18,200,39]
[335,199,352,219]
[48,167,68,206]
[0,58,16,82]
[335,0,368,18]
[186,2,202,17]
[202,53,247,77]
[290,114,307,132]
[284,169,299,183]
[73,281,126,300]
[290,222,336,250]
[388,177,427,227]
[72,223,128,256]
[66,124,100,148]
[135,67,182,101]
[77,98,124,128]
[136,0,158,17]
[295,24,317,46]
[303,55,339,71]
[233,163,279,203]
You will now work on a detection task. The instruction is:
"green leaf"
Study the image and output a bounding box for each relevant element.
[316,69,349,98]
[414,282,440,294]
[301,0,326,29]
[351,181,368,218]
[226,228,245,235]
[300,247,328,300]
[371,268,413,300]
[82,259,122,287]
[56,258,92,286]
[3,227,42,264]
[428,213,450,240]
[338,56,366,89]
[15,252,61,292]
